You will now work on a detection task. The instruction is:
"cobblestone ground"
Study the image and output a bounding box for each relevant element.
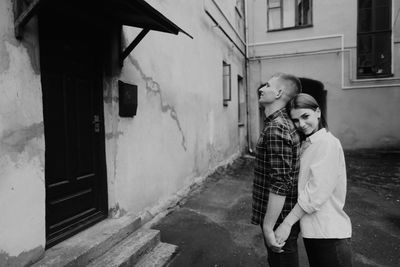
[153,150,400,267]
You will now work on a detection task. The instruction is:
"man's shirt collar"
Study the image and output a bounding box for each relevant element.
[264,107,288,123]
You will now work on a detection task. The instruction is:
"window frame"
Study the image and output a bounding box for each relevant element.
[237,75,245,126]
[222,61,231,106]
[267,0,313,32]
[235,0,244,18]
[356,0,392,79]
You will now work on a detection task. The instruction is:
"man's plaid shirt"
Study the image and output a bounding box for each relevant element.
[251,108,300,226]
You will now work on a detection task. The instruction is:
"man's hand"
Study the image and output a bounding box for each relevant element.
[263,228,285,253]
[274,221,292,244]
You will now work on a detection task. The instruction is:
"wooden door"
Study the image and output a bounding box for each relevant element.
[39,10,108,248]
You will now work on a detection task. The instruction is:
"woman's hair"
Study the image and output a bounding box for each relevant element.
[288,93,328,130]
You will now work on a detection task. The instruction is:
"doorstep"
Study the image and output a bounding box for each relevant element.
[32,214,141,266]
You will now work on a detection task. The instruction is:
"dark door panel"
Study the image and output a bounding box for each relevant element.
[39,8,108,248]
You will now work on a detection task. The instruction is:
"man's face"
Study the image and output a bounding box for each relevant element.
[258,77,280,105]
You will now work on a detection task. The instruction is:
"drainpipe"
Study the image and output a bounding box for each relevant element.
[243,0,253,155]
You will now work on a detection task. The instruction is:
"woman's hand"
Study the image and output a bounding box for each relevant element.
[274,221,292,244]
[263,228,285,253]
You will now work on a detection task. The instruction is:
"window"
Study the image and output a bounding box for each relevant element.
[235,0,245,39]
[357,0,392,78]
[235,0,244,18]
[237,75,245,126]
[223,62,231,106]
[267,0,312,31]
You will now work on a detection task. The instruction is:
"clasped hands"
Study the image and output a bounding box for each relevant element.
[263,221,292,253]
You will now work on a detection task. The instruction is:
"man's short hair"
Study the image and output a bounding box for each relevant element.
[272,73,302,98]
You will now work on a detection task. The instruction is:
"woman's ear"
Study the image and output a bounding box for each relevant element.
[316,107,321,118]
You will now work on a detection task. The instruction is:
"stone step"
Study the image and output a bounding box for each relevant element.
[32,214,141,267]
[86,229,161,267]
[135,242,179,267]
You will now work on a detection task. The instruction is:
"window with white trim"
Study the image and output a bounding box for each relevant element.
[267,0,312,31]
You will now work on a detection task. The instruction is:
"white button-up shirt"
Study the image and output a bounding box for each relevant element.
[298,128,352,238]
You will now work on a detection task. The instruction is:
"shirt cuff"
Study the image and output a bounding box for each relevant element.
[298,194,317,214]
[269,183,289,196]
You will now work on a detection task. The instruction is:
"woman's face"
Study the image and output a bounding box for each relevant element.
[290,108,321,136]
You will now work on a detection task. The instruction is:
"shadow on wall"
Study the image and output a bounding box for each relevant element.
[299,77,327,120]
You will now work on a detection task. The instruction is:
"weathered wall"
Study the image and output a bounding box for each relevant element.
[0,0,45,266]
[104,0,247,216]
[247,0,400,149]
[0,0,246,264]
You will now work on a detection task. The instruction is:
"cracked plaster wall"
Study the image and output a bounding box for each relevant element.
[104,0,247,216]
[0,0,245,263]
[0,0,45,265]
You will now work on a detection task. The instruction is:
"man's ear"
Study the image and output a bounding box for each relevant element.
[275,88,284,99]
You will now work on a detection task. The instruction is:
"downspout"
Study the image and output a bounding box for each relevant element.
[244,0,253,154]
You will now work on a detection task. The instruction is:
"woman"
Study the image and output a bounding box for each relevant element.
[275,93,352,267]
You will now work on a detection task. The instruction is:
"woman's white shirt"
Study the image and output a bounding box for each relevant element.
[298,128,352,238]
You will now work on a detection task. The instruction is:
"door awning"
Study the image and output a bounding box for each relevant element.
[107,0,193,39]
[107,0,193,63]
[14,0,193,39]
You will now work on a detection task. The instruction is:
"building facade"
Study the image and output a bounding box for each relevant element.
[247,0,400,150]
[0,0,247,265]
[2,0,400,265]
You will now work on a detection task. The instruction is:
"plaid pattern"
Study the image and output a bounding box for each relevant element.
[251,108,300,225]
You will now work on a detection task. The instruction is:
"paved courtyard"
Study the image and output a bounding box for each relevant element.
[153,150,400,267]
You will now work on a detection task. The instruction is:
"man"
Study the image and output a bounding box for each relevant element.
[251,73,302,267]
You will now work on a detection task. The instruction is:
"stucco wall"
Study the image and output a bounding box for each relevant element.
[249,53,400,149]
[247,0,400,149]
[104,0,247,216]
[0,0,45,266]
[0,0,247,264]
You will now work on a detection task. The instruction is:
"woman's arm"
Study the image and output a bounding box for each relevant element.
[274,203,305,244]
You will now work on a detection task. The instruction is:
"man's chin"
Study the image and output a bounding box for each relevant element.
[259,100,269,107]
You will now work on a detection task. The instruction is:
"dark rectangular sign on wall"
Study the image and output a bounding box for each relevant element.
[118,81,138,117]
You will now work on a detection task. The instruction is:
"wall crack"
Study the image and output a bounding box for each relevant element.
[128,56,187,151]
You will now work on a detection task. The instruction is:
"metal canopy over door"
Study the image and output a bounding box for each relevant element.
[39,9,108,248]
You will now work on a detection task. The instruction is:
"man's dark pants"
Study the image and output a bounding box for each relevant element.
[261,223,300,267]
